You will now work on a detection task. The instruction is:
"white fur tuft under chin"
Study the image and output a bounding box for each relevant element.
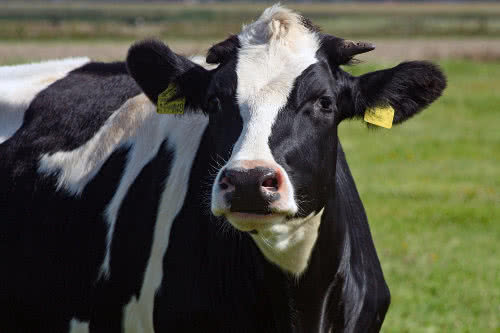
[250,209,324,275]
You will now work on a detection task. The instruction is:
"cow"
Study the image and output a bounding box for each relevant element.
[0,5,446,333]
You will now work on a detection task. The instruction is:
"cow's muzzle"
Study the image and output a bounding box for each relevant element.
[219,166,281,214]
[211,160,297,231]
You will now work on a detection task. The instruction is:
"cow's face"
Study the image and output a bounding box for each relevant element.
[127,5,446,275]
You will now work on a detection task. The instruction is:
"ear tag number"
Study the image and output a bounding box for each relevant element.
[364,105,394,129]
[157,84,185,114]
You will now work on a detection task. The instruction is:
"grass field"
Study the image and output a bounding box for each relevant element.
[0,2,499,332]
[1,2,500,40]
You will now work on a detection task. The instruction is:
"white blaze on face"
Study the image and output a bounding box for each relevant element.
[211,5,320,215]
[233,5,319,164]
[211,5,324,275]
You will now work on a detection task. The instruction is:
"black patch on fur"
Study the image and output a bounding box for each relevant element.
[0,146,129,332]
[269,62,339,218]
[206,34,240,64]
[205,56,243,149]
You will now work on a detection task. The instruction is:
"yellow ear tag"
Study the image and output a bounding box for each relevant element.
[364,105,395,129]
[157,84,185,114]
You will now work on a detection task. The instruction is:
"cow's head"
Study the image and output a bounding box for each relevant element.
[127,5,446,275]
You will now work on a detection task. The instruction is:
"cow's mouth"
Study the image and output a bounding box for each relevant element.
[224,211,292,232]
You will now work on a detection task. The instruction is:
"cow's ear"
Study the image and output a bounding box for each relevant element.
[345,61,446,124]
[206,34,240,64]
[126,39,210,109]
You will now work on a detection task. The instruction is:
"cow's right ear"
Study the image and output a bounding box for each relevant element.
[126,39,211,109]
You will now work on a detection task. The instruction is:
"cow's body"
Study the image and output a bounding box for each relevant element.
[1,5,446,333]
[0,60,388,333]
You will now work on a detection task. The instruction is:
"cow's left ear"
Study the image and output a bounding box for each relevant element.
[345,61,447,124]
[126,39,211,109]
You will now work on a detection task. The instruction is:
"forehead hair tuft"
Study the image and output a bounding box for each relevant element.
[238,4,315,48]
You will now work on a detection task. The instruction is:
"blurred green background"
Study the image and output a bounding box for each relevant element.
[0,1,498,332]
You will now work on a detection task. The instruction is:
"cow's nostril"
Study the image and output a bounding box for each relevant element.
[219,170,233,190]
[261,175,279,191]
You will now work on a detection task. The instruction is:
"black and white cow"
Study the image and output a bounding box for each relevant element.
[0,5,446,333]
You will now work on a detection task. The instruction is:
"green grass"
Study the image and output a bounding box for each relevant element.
[340,60,499,332]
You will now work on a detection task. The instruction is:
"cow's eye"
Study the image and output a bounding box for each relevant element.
[318,96,333,111]
[207,97,222,114]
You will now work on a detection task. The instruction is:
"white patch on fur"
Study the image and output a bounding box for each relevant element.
[212,5,319,214]
[122,113,208,332]
[233,5,319,164]
[252,209,323,275]
[211,5,322,274]
[68,318,89,333]
[0,57,89,144]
